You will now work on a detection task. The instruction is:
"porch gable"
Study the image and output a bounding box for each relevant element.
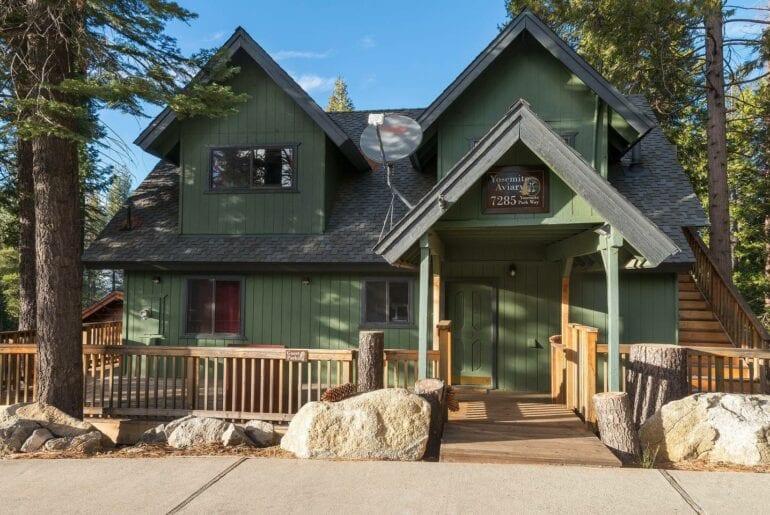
[373,99,680,267]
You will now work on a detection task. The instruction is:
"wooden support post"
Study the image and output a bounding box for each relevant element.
[566,323,579,410]
[561,258,573,349]
[580,327,598,426]
[600,226,623,391]
[550,337,565,404]
[418,235,431,380]
[357,331,384,392]
[432,256,442,351]
[437,320,452,385]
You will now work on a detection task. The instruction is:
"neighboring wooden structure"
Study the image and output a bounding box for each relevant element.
[81,291,124,324]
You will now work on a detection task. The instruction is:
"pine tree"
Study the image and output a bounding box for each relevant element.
[0,0,247,417]
[326,76,355,112]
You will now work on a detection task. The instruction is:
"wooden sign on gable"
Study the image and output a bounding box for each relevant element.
[482,166,549,214]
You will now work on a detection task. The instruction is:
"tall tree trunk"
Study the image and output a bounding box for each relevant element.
[17,138,36,331]
[33,136,83,417]
[704,4,732,279]
[25,0,84,418]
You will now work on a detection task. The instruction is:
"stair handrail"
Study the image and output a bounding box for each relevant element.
[684,227,770,349]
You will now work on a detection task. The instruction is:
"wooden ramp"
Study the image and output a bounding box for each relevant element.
[440,392,621,467]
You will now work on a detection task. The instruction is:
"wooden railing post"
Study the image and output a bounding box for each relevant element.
[584,328,598,427]
[714,355,725,392]
[549,336,565,404]
[566,323,579,410]
[186,357,196,410]
[437,320,452,385]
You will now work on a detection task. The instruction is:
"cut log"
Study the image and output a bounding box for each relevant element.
[357,331,384,392]
[593,392,640,465]
[415,378,447,460]
[626,344,688,427]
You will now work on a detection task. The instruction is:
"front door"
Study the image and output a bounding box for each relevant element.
[445,281,495,386]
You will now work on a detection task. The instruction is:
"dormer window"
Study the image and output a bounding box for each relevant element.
[209,145,297,192]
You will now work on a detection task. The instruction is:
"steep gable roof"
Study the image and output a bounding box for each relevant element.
[375,100,679,267]
[418,10,656,140]
[134,27,368,171]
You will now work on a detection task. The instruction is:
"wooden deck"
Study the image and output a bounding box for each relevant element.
[440,391,621,467]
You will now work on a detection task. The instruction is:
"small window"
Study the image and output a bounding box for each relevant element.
[210,145,297,192]
[362,279,413,326]
[184,277,243,337]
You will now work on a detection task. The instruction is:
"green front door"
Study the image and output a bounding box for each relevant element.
[445,281,495,386]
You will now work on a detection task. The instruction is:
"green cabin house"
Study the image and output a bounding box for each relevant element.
[84,11,708,393]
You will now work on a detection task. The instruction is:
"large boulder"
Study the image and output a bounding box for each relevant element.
[164,416,250,449]
[640,393,770,466]
[0,402,94,437]
[281,388,431,461]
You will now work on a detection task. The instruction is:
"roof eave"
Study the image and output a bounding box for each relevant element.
[417,11,656,139]
[134,28,368,170]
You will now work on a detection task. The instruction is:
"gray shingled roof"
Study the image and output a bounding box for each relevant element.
[84,98,706,268]
[612,96,708,263]
[83,109,433,269]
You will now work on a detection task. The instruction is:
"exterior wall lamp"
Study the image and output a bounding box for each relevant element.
[508,264,517,277]
[152,276,162,284]
[302,277,311,285]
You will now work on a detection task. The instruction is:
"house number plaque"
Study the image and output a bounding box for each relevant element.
[285,350,308,362]
[482,166,548,214]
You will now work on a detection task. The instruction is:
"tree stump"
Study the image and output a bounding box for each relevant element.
[626,344,688,427]
[415,378,447,460]
[593,392,640,465]
[357,331,384,392]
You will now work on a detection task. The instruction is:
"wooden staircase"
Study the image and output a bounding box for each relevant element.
[678,273,732,348]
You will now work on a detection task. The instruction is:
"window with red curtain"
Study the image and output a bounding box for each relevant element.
[185,278,242,336]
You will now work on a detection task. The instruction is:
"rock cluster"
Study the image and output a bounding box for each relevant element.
[138,416,276,449]
[280,388,431,461]
[639,393,770,466]
[0,402,105,455]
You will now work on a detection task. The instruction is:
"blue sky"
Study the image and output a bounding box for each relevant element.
[101,0,766,188]
[101,0,506,186]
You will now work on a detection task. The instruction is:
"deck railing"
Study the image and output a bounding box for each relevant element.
[0,320,123,346]
[0,331,450,421]
[551,325,770,428]
[685,227,770,350]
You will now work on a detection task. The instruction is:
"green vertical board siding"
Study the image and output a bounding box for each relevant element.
[438,142,601,227]
[179,51,337,235]
[436,37,599,179]
[124,271,417,349]
[442,261,561,392]
[570,272,678,344]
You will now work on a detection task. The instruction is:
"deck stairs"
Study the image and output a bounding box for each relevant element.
[678,273,750,384]
[678,273,733,349]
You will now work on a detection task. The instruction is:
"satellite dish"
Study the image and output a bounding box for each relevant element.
[360,114,423,163]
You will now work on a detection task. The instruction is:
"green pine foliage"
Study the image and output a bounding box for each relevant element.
[326,76,355,112]
[0,1,248,142]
